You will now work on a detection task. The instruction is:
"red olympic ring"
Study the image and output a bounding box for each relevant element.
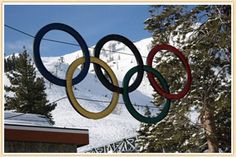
[146,44,192,100]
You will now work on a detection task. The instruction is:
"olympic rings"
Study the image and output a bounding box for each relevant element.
[33,23,90,86]
[66,57,119,119]
[147,44,192,100]
[123,65,170,124]
[33,23,192,124]
[94,34,144,93]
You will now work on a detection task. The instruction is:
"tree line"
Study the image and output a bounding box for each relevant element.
[136,5,231,153]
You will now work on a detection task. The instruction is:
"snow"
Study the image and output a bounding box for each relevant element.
[4,111,51,126]
[47,37,157,152]
[6,35,221,152]
[188,106,200,124]
[4,37,162,152]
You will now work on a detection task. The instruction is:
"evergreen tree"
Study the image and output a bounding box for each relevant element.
[137,5,231,152]
[4,58,7,72]
[4,53,18,72]
[4,49,57,124]
[136,106,155,152]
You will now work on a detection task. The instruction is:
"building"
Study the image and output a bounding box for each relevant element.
[4,111,89,153]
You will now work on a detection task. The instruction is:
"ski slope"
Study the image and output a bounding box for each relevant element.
[43,37,156,152]
[5,37,160,152]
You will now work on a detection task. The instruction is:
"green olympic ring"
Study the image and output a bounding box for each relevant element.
[123,65,170,124]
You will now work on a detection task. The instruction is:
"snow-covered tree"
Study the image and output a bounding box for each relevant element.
[137,5,231,152]
[4,49,57,124]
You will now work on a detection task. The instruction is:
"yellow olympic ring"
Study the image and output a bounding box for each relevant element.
[66,57,119,119]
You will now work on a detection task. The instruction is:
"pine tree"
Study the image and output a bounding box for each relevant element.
[136,106,155,152]
[137,5,231,152]
[4,49,57,124]
[4,58,8,72]
[4,53,18,72]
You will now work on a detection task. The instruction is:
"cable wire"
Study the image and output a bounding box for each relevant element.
[4,24,211,133]
[5,24,147,58]
[48,96,211,133]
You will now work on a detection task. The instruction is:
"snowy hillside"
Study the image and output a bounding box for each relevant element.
[4,37,159,152]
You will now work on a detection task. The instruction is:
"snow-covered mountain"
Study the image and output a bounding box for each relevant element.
[5,37,160,152]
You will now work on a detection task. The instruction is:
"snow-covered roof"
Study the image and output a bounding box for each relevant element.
[4,111,51,126]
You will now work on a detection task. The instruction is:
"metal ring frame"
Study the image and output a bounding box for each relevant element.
[33,23,192,124]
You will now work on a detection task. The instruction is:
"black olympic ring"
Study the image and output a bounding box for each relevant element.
[94,34,144,93]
